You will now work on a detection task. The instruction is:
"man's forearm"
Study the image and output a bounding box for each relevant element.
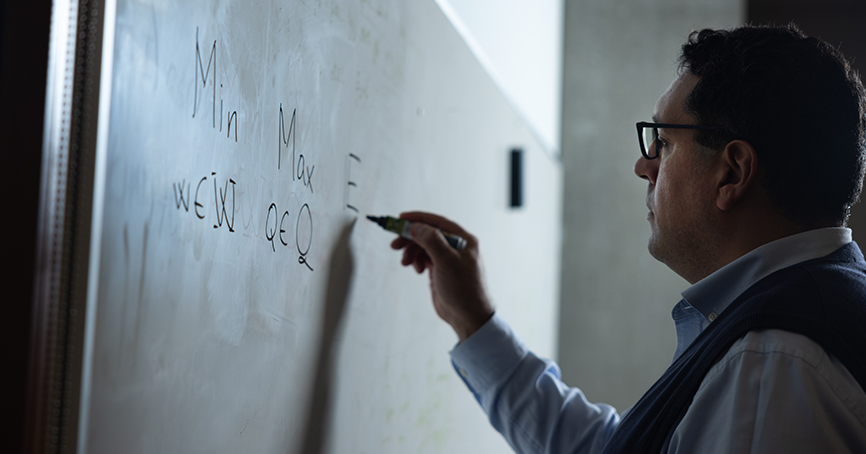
[451,314,621,454]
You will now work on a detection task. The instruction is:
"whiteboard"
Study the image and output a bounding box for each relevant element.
[80,0,563,452]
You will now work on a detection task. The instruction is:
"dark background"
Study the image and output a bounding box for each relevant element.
[1,0,51,452]
[2,1,865,452]
[749,0,866,244]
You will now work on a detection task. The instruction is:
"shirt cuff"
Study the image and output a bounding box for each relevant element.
[449,312,529,397]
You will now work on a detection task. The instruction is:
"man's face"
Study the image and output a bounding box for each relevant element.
[634,74,718,281]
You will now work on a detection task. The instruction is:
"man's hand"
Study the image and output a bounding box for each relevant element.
[390,211,494,342]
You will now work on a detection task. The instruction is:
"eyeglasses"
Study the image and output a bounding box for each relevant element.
[636,122,727,159]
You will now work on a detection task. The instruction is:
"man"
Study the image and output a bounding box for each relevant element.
[391,25,866,453]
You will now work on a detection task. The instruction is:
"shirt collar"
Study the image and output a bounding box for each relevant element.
[680,227,852,322]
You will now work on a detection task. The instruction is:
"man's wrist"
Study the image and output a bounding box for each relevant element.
[456,310,495,342]
[450,313,529,394]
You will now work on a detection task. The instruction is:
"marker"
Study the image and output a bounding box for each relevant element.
[367,215,468,250]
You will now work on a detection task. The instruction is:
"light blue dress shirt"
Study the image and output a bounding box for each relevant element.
[450,228,866,453]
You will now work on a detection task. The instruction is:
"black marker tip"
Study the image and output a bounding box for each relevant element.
[366,215,386,228]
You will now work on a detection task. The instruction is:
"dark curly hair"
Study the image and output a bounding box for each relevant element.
[680,24,866,227]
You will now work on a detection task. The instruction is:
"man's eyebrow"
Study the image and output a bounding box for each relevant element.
[652,115,661,123]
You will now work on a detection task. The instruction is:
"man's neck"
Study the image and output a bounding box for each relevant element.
[684,217,815,285]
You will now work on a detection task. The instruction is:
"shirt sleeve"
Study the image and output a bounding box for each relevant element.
[450,313,621,454]
[667,329,866,453]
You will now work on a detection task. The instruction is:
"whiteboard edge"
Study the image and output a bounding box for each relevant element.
[432,0,562,162]
[77,0,117,450]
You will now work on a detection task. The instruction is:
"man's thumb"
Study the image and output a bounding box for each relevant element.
[409,222,451,259]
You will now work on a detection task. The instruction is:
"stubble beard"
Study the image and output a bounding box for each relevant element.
[646,214,714,283]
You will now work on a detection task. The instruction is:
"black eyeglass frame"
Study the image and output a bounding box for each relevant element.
[636,121,728,160]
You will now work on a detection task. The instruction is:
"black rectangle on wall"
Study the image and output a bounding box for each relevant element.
[511,148,523,208]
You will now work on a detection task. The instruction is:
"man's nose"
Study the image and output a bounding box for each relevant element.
[634,154,658,185]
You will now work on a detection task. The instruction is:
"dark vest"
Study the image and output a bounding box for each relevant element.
[600,242,866,454]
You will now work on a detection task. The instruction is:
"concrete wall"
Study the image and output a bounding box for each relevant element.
[558,0,743,410]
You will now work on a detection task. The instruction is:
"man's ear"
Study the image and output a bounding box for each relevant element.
[715,140,758,211]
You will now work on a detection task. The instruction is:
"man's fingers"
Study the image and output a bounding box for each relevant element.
[391,237,412,250]
[402,243,422,266]
[399,211,477,247]
[399,243,430,273]
[408,222,455,262]
[389,212,473,278]
[389,213,478,254]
